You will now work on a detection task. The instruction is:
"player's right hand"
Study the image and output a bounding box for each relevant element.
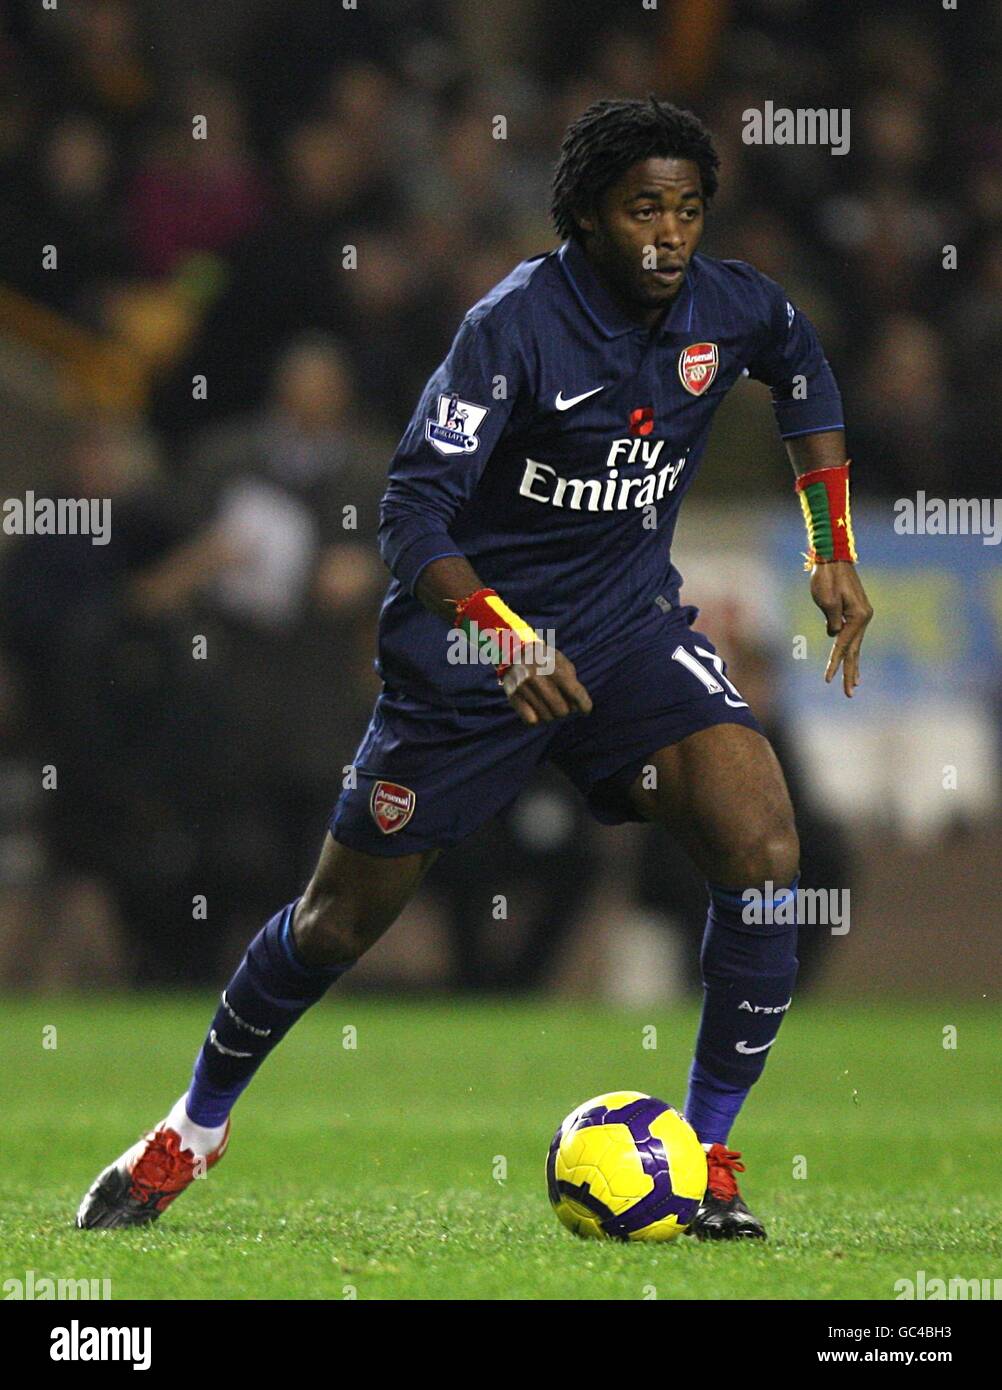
[502,647,593,725]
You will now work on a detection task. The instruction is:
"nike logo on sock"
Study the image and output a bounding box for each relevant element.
[208,1029,253,1059]
[735,1039,775,1054]
[555,386,604,410]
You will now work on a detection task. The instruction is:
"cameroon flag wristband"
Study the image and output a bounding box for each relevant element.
[794,460,858,569]
[453,587,539,677]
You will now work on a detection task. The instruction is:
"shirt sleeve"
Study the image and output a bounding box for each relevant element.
[378,304,524,593]
[744,272,844,439]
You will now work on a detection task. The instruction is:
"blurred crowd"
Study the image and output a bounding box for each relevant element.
[0,0,996,989]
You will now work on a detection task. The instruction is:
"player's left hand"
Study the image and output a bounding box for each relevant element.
[501,645,593,725]
[810,562,873,697]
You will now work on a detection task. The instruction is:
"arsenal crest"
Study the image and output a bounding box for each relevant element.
[678,342,719,396]
[370,781,416,834]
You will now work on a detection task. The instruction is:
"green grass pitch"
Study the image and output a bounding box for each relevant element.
[2,996,998,1301]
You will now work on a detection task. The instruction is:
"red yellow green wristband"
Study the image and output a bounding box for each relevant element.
[453,587,539,676]
[794,460,858,569]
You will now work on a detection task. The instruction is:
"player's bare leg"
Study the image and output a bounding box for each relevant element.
[76,837,438,1228]
[293,836,440,967]
[629,722,800,1240]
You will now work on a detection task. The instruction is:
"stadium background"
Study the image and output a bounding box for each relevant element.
[1,0,999,1005]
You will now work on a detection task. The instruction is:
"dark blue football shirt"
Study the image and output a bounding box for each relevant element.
[377,238,843,707]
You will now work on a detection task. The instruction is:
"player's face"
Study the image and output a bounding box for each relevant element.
[579,157,705,323]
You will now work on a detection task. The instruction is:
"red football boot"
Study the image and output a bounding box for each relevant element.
[76,1119,230,1229]
[688,1143,767,1240]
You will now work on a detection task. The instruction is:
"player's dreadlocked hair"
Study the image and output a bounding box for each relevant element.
[551,96,720,241]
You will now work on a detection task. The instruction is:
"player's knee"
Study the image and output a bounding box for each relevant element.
[293,842,431,968]
[743,819,800,887]
[293,876,394,967]
[716,816,800,888]
[294,887,367,967]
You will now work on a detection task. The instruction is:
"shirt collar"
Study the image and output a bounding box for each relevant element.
[557,238,697,339]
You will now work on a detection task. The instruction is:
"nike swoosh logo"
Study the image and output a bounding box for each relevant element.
[208,1029,253,1059]
[735,1039,775,1055]
[555,387,604,410]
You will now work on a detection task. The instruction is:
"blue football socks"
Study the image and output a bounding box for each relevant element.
[186,901,348,1128]
[684,879,800,1145]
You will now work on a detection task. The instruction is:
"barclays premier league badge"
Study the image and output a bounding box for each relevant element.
[426,393,489,456]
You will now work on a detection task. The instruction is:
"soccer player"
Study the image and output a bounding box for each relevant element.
[78,98,872,1239]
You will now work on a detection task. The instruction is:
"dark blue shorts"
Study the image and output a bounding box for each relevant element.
[330,605,762,856]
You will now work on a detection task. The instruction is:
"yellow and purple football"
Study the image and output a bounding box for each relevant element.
[546,1091,707,1241]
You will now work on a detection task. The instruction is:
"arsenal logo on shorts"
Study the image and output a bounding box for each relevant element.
[678,342,719,396]
[370,781,416,834]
